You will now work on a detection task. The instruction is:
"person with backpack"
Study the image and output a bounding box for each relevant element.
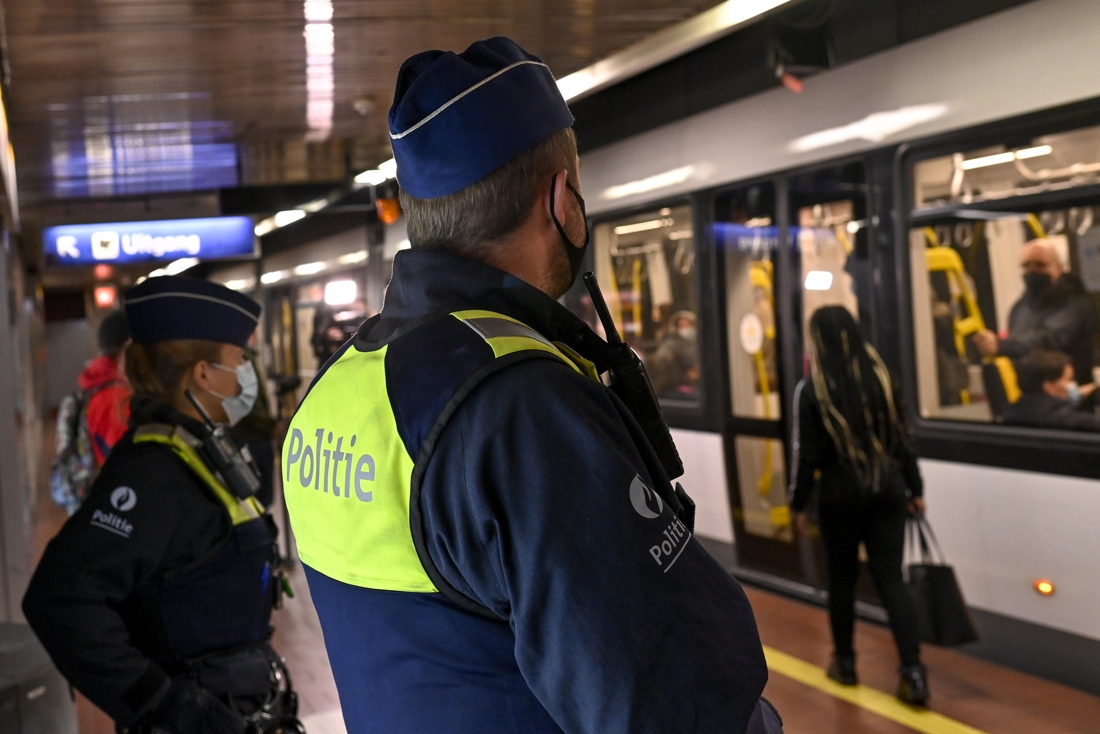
[789,306,929,705]
[50,310,132,515]
[82,310,133,463]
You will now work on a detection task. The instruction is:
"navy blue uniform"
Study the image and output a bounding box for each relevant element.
[307,249,770,733]
[23,405,277,728]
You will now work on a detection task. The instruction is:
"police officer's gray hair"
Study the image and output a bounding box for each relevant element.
[399,128,578,259]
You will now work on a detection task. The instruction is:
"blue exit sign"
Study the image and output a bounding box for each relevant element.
[44,216,257,266]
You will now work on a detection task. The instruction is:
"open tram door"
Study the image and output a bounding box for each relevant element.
[715,162,871,590]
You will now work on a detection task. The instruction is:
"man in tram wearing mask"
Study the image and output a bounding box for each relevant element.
[974,239,1096,382]
[1003,350,1100,431]
[283,36,779,734]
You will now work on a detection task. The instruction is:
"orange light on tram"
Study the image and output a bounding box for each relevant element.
[377,197,401,225]
[94,285,118,309]
[1033,579,1055,596]
[93,264,114,280]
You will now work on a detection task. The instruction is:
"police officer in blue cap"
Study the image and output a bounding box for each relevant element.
[24,276,302,734]
[284,37,781,733]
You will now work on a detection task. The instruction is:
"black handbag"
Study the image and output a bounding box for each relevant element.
[905,513,979,647]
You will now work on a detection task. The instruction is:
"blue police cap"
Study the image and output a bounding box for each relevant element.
[123,275,260,347]
[389,37,574,199]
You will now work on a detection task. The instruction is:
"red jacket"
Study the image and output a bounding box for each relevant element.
[78,355,131,465]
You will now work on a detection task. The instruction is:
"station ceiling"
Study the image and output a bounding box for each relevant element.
[3,0,728,207]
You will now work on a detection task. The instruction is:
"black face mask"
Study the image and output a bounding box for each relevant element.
[1023,271,1053,296]
[549,173,590,284]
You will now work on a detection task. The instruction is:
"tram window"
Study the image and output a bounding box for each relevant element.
[913,124,1100,210]
[910,124,1100,428]
[797,200,862,344]
[715,184,779,420]
[592,204,699,406]
[789,163,868,359]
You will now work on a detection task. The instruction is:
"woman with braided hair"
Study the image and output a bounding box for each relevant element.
[789,305,929,705]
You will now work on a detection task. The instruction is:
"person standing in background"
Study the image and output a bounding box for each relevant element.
[81,310,132,465]
[229,345,278,507]
[789,305,929,705]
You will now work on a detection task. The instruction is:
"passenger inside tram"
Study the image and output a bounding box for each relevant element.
[649,310,700,399]
[973,238,1096,383]
[591,204,700,404]
[910,122,1100,424]
[1003,350,1100,431]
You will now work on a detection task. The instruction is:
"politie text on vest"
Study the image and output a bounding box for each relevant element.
[285,428,375,501]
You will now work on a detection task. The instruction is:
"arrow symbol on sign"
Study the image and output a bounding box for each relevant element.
[56,235,79,259]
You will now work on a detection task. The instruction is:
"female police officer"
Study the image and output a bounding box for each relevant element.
[24,275,299,734]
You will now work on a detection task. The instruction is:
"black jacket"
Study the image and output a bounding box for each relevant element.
[788,378,923,514]
[23,404,275,727]
[1002,275,1096,383]
[1002,392,1100,431]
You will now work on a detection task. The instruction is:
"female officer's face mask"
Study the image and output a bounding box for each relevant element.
[208,361,259,426]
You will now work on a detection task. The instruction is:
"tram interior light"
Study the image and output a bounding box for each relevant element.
[295,261,327,276]
[261,271,287,285]
[338,250,368,265]
[1034,579,1055,596]
[224,278,257,292]
[961,145,1052,171]
[614,218,674,235]
[325,279,358,305]
[804,270,833,291]
[94,286,118,309]
[355,169,387,186]
[275,210,308,227]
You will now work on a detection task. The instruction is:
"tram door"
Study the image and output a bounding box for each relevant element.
[717,163,870,586]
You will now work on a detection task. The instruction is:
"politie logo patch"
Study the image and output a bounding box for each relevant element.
[110,486,137,512]
[629,475,663,519]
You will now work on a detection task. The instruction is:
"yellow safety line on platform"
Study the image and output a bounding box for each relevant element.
[763,646,987,734]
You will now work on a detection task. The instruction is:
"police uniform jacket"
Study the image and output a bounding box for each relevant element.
[23,401,276,728]
[301,248,768,734]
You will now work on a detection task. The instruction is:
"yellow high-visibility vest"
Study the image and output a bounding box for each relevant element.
[134,423,266,524]
[282,310,596,610]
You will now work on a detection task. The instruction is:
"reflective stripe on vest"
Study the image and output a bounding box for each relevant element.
[133,423,265,525]
[283,310,596,596]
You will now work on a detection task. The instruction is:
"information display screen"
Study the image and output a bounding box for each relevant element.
[44,216,256,266]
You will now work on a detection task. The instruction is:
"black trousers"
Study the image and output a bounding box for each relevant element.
[818,488,921,667]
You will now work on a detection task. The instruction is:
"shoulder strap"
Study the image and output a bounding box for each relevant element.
[134,424,265,525]
[451,310,600,381]
[406,310,598,621]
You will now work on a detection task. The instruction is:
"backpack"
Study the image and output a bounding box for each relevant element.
[50,384,112,515]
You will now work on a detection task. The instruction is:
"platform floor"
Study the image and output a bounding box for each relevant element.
[27,427,1100,733]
